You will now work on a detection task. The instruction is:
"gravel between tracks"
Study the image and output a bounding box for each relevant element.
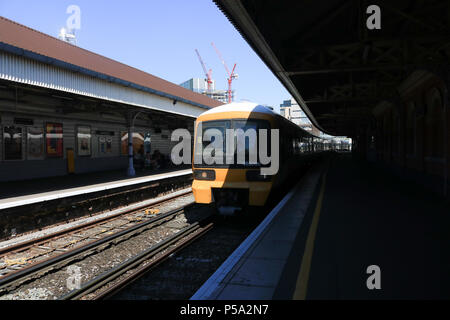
[0,194,209,300]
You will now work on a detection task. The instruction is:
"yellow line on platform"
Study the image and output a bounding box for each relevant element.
[293,172,327,300]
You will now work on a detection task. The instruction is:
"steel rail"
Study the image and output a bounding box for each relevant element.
[0,189,192,256]
[91,222,213,300]
[0,206,187,294]
[60,220,214,300]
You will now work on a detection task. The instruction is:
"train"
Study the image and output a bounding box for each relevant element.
[191,102,331,215]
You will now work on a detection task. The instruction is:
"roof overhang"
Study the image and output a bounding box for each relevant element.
[213,0,328,134]
[0,44,208,119]
[214,0,450,137]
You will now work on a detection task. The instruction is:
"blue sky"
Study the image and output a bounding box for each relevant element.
[0,0,291,112]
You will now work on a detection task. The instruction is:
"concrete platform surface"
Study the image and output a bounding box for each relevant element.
[193,153,450,300]
[191,162,325,300]
[294,155,450,299]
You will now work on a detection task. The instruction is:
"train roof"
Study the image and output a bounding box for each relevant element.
[199,102,274,116]
[198,102,322,139]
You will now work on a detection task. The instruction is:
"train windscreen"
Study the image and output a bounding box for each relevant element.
[194,119,270,168]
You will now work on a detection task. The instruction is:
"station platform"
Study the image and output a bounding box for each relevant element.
[0,167,192,210]
[192,154,450,300]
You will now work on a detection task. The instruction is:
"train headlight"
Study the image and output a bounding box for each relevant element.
[246,170,272,182]
[194,170,216,181]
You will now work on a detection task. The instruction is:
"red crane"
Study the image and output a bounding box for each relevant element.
[195,49,213,94]
[211,42,238,104]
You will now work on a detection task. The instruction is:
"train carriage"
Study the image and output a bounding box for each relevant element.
[192,102,327,214]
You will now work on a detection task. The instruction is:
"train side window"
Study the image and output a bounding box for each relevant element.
[283,135,292,158]
[294,138,300,155]
[301,137,309,153]
[289,137,295,157]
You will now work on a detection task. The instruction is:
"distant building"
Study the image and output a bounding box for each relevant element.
[279,98,320,136]
[279,98,352,148]
[206,90,232,104]
[180,78,233,104]
[280,98,307,125]
[180,78,215,93]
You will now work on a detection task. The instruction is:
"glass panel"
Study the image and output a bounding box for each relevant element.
[99,137,106,154]
[198,120,230,166]
[194,119,270,168]
[46,123,63,158]
[233,120,259,166]
[106,137,113,153]
[4,126,22,160]
[27,127,44,160]
[98,136,114,155]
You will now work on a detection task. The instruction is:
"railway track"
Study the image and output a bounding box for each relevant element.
[61,219,214,300]
[109,211,269,300]
[0,189,193,279]
[0,189,287,300]
[0,192,214,299]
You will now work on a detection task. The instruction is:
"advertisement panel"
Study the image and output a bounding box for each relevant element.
[27,127,44,160]
[46,123,63,158]
[77,126,91,157]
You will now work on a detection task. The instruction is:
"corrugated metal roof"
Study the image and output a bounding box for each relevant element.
[0,16,223,109]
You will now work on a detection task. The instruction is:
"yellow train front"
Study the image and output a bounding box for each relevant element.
[192,102,321,215]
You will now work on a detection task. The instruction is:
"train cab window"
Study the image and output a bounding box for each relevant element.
[233,120,271,166]
[195,120,230,166]
[233,120,258,162]
[195,119,271,168]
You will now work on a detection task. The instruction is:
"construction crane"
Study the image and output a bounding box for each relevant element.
[195,49,213,94]
[211,42,238,104]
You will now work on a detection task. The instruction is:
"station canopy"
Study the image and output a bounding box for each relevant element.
[214,0,450,137]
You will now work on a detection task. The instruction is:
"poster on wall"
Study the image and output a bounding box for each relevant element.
[3,126,23,160]
[106,137,113,153]
[99,136,114,155]
[99,137,106,154]
[77,126,91,157]
[46,123,63,158]
[27,127,44,160]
